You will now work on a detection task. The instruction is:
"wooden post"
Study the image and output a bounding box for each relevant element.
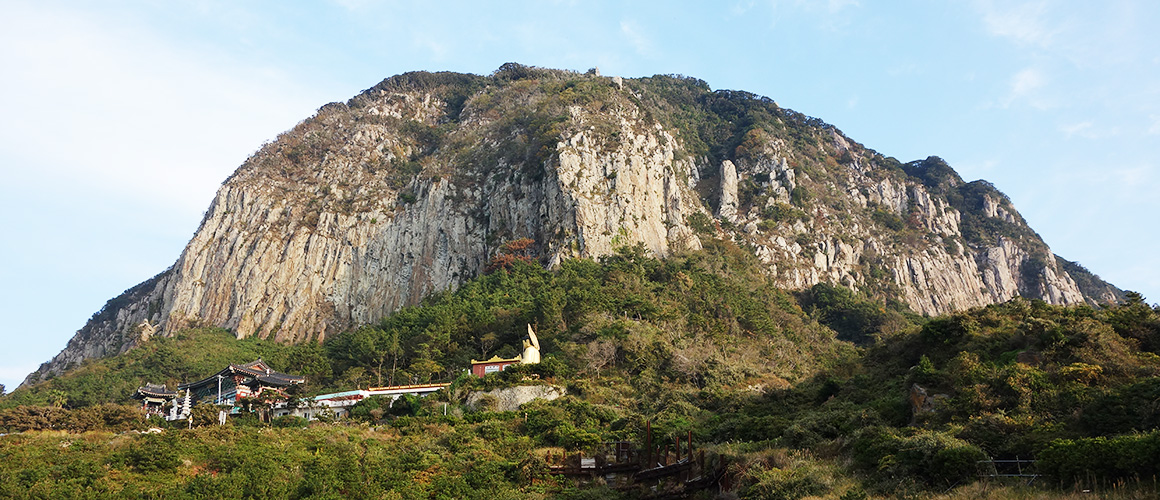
[685,431,694,482]
[645,421,653,467]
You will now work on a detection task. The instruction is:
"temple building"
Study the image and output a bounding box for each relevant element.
[178,359,305,407]
[470,355,522,377]
[132,383,177,418]
[470,324,540,377]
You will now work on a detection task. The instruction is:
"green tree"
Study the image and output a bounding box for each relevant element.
[327,326,401,386]
[284,341,333,387]
[48,389,68,409]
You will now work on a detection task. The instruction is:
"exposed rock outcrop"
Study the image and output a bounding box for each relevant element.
[909,383,949,419]
[23,66,1122,385]
[466,385,565,412]
[718,160,739,223]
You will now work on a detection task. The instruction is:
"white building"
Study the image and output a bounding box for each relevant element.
[272,383,450,421]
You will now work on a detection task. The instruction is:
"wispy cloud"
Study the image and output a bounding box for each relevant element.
[1041,161,1156,203]
[975,0,1059,48]
[620,20,654,57]
[826,0,860,13]
[973,0,1150,68]
[0,2,320,213]
[1059,121,1120,139]
[330,0,372,11]
[412,34,450,60]
[1002,67,1053,109]
[766,0,861,30]
[1149,115,1160,136]
[1011,67,1045,95]
[1113,165,1154,186]
[886,62,921,77]
[729,1,757,16]
[1060,122,1093,138]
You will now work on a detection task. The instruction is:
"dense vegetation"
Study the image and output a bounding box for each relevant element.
[3,239,1158,499]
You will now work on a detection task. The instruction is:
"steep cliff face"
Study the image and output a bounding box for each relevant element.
[24,65,1122,385]
[717,149,1108,316]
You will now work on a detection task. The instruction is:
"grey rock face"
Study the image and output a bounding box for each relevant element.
[465,385,565,412]
[718,160,739,222]
[23,69,1121,385]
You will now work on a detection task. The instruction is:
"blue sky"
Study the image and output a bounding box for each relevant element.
[1,0,1157,391]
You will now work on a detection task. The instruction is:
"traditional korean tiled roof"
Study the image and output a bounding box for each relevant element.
[254,371,305,387]
[365,383,452,392]
[470,355,521,365]
[133,383,177,399]
[178,359,305,391]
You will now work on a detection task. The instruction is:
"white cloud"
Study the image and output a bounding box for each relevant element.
[729,1,757,16]
[1040,162,1155,204]
[826,0,860,13]
[0,2,320,214]
[1112,165,1154,187]
[976,0,1059,48]
[1059,121,1120,139]
[1011,68,1045,95]
[973,0,1154,69]
[1060,122,1092,137]
[886,62,921,77]
[620,20,654,57]
[330,0,373,10]
[1002,67,1053,109]
[1149,115,1160,136]
[765,0,860,30]
[770,0,859,13]
[412,34,451,61]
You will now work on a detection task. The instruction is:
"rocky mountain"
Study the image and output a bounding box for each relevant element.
[24,64,1121,385]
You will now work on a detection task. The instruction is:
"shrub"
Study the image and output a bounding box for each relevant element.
[746,465,831,500]
[761,203,809,225]
[272,415,308,428]
[0,406,67,432]
[64,404,146,432]
[116,434,181,473]
[871,209,904,231]
[850,426,986,488]
[348,395,391,423]
[387,394,422,417]
[523,397,615,449]
[1038,431,1160,486]
[686,212,715,234]
[790,186,812,207]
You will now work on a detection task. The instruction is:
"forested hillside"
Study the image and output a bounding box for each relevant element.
[3,241,1158,499]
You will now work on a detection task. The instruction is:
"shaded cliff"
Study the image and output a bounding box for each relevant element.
[24,64,1121,385]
